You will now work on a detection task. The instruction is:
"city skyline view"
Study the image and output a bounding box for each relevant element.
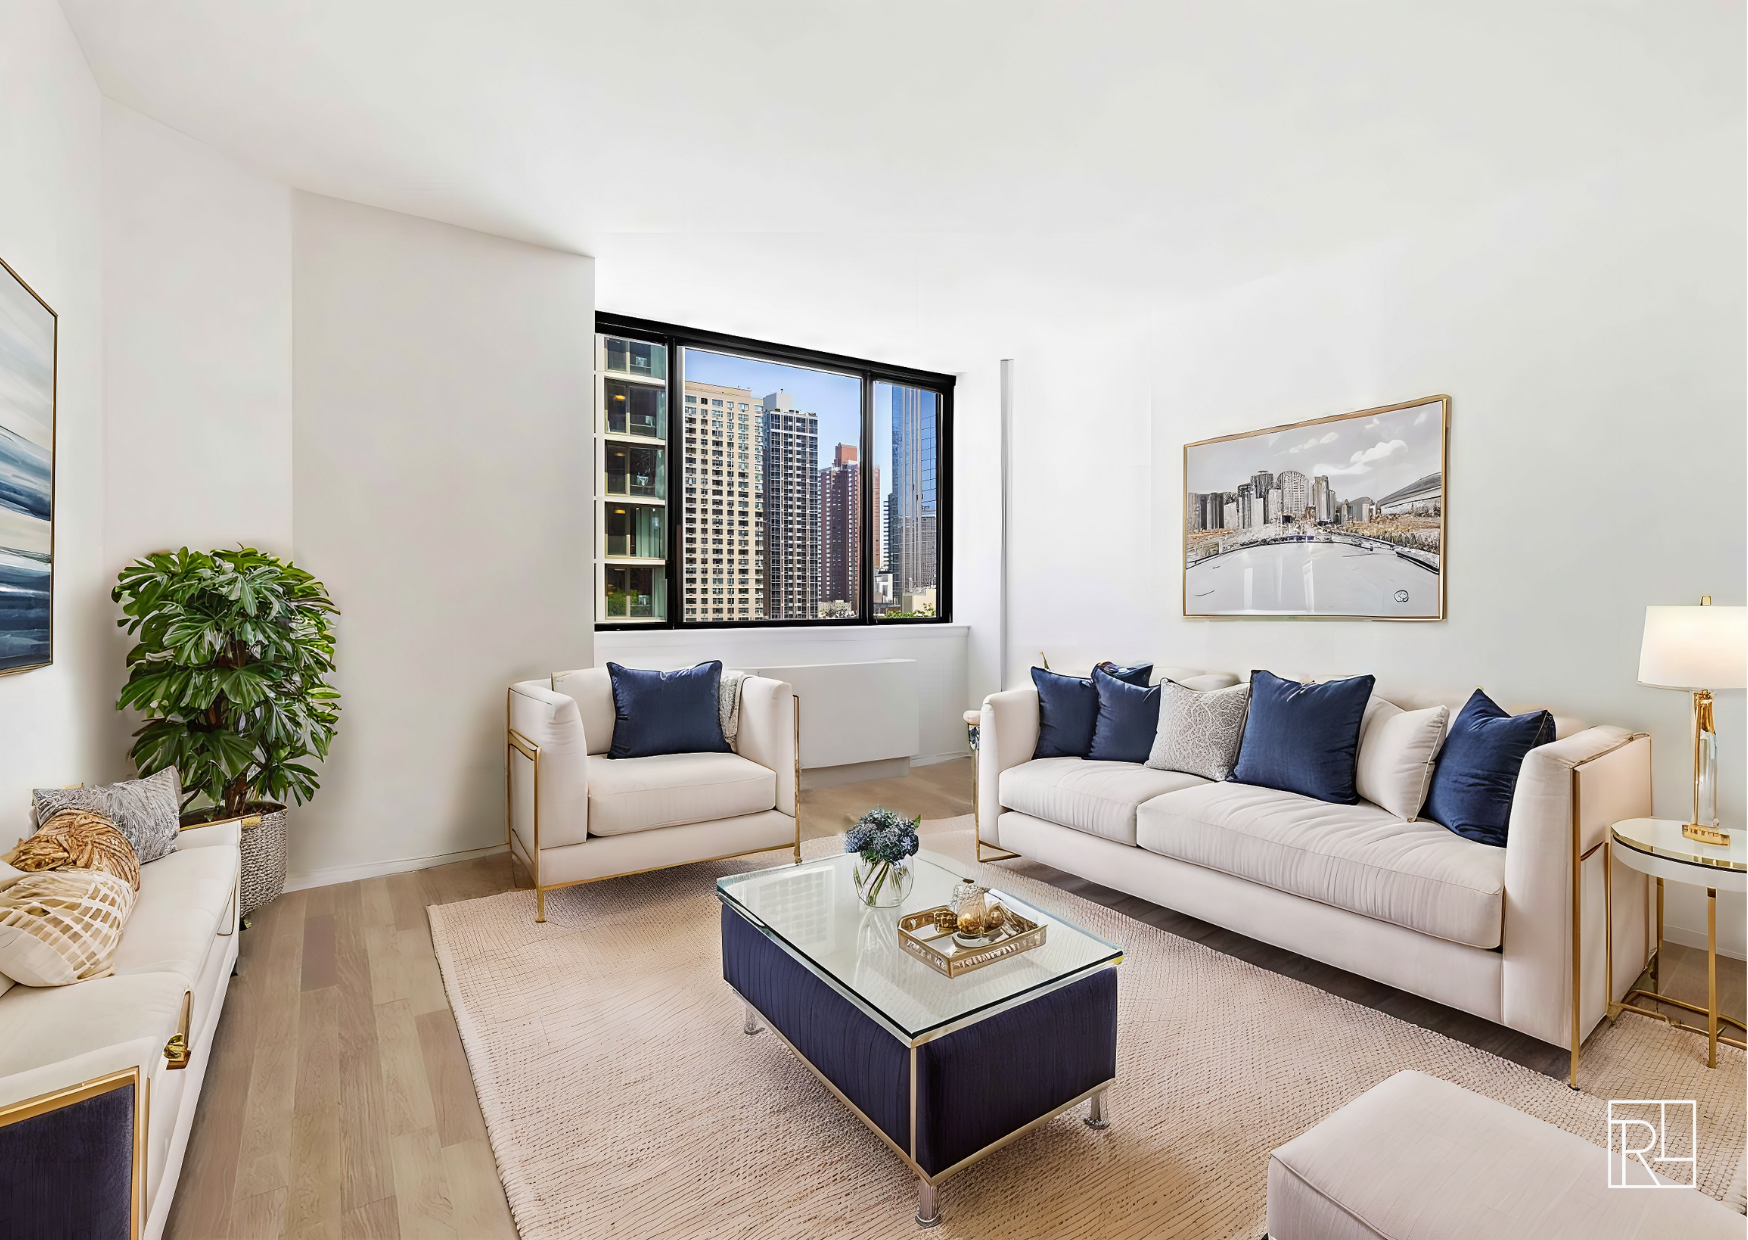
[599,336,941,624]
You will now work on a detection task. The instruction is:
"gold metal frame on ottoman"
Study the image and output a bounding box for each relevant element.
[505,690,804,923]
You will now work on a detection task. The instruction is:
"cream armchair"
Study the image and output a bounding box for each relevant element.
[506,668,800,921]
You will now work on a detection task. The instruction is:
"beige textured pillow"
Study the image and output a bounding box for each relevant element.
[0,869,137,986]
[1355,700,1449,820]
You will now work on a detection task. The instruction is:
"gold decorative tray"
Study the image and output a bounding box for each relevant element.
[897,904,1047,979]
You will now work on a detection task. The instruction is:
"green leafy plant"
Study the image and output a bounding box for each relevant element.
[113,547,340,818]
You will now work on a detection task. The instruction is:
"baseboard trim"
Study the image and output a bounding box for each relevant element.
[1661,923,1747,962]
[285,843,509,893]
[911,752,970,768]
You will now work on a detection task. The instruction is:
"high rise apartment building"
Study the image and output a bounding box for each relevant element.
[1277,470,1311,522]
[763,391,819,619]
[820,443,876,613]
[682,381,764,620]
[886,385,938,604]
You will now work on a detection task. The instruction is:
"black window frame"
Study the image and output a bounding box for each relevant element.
[596,312,954,631]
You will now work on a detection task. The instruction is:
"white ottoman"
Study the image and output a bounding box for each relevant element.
[1267,1071,1743,1240]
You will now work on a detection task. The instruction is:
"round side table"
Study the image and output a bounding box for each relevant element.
[1607,817,1747,1067]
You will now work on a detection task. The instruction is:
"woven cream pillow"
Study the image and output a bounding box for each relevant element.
[0,869,137,986]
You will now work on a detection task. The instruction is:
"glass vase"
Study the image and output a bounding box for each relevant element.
[853,855,914,907]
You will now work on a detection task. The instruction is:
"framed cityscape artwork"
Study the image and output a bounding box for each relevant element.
[0,255,57,673]
[1183,395,1447,621]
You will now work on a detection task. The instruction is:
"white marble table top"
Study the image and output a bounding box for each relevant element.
[1611,817,1747,893]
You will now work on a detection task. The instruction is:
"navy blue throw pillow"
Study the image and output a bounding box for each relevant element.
[1229,670,1376,803]
[1032,667,1099,758]
[1032,663,1154,758]
[606,661,733,759]
[1086,667,1162,764]
[1421,690,1554,847]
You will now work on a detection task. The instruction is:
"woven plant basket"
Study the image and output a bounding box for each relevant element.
[238,805,288,918]
[183,802,288,919]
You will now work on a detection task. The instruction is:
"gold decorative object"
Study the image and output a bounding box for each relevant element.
[1683,823,1730,847]
[7,809,140,891]
[930,908,958,934]
[898,903,1048,979]
[953,883,992,938]
[985,901,1008,932]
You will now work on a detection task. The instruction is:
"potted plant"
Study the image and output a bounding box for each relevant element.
[845,808,921,907]
[113,547,339,917]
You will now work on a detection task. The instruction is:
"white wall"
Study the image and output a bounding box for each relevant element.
[102,101,293,563]
[0,0,110,836]
[290,193,593,886]
[1146,141,1745,953]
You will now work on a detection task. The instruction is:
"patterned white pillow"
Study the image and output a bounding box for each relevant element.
[1146,681,1251,781]
[0,868,137,986]
[33,767,181,865]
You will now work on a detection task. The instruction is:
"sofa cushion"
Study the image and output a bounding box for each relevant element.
[1086,668,1161,764]
[588,752,776,837]
[33,767,181,865]
[1267,1070,1745,1240]
[1230,671,1376,804]
[1031,664,1152,759]
[111,845,237,985]
[1136,781,1506,948]
[1422,689,1554,847]
[0,972,188,1080]
[1355,700,1449,821]
[1001,758,1208,847]
[1147,679,1250,781]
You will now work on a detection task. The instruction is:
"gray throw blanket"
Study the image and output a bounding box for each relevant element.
[719,670,750,746]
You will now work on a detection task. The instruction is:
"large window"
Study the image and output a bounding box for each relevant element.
[594,316,953,628]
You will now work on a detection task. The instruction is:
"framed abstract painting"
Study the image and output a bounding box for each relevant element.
[1183,395,1447,621]
[0,256,56,673]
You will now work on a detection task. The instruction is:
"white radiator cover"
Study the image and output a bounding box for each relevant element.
[749,659,919,769]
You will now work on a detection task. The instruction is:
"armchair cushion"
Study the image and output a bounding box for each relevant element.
[606,662,733,759]
[588,752,777,837]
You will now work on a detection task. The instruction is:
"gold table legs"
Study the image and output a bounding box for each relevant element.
[1608,866,1746,1068]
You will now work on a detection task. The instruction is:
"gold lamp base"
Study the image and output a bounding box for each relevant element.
[1682,823,1730,847]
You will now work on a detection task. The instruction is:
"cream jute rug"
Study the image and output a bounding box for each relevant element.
[429,820,1745,1240]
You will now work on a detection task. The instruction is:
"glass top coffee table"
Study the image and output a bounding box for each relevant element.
[717,850,1123,1228]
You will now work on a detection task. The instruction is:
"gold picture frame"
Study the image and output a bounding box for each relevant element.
[1183,395,1449,621]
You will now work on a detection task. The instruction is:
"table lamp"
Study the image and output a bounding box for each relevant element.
[1638,596,1748,845]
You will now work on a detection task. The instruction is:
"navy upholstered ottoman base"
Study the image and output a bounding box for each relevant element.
[721,904,1118,1225]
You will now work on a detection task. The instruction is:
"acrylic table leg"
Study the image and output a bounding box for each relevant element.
[916,1178,940,1229]
[1708,888,1718,1069]
[1085,1089,1110,1129]
[744,1003,761,1036]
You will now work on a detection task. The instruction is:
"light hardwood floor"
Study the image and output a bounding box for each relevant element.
[167,756,1742,1236]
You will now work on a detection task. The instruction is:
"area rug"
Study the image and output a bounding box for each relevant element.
[429,821,1745,1240]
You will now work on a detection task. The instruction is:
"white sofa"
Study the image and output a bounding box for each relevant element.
[0,816,241,1240]
[978,667,1653,1068]
[507,668,800,921]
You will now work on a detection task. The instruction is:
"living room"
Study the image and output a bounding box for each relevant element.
[0,2,1742,1237]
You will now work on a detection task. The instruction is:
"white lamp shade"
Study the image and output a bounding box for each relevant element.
[1638,605,1748,690]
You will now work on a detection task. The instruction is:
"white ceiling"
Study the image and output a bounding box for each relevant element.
[60,1,1741,307]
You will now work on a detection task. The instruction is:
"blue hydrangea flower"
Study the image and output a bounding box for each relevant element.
[845,807,921,865]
